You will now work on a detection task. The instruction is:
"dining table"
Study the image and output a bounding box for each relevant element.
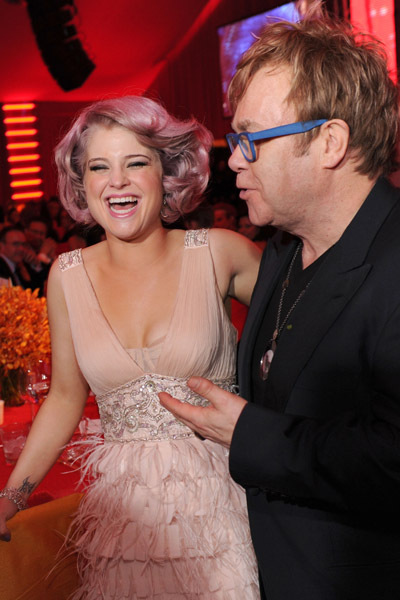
[0,394,100,600]
[0,394,100,505]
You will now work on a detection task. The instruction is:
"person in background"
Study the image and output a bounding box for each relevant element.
[24,217,57,262]
[65,232,87,252]
[183,200,214,230]
[19,200,41,228]
[56,209,78,243]
[0,95,261,599]
[23,217,57,295]
[0,226,29,288]
[160,8,400,599]
[238,214,269,250]
[212,201,237,230]
[40,195,63,241]
[4,206,22,229]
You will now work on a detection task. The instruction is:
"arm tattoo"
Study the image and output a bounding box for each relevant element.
[18,477,36,496]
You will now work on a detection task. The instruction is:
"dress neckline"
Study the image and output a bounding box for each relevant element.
[78,240,186,365]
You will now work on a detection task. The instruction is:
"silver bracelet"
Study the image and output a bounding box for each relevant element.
[0,487,28,511]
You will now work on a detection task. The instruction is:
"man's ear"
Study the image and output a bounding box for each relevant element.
[319,119,350,169]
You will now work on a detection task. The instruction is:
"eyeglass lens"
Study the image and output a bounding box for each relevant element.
[227,134,252,160]
[238,135,252,160]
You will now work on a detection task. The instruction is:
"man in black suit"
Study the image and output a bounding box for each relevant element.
[160,10,400,600]
[0,226,29,287]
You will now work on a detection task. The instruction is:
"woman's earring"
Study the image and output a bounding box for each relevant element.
[160,197,168,219]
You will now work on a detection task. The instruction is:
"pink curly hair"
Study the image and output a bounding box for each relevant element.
[54,96,213,225]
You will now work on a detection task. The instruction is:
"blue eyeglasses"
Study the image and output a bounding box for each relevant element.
[226,119,327,163]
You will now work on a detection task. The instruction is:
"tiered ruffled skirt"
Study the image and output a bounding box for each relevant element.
[68,436,259,599]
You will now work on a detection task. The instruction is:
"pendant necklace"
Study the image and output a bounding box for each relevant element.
[259,242,311,381]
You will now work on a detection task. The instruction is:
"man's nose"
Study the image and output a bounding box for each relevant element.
[228,145,248,173]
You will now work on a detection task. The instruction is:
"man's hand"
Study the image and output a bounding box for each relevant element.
[159,376,247,448]
[40,237,57,262]
[23,246,39,266]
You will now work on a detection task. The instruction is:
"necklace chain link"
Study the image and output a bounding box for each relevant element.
[259,241,311,380]
[272,242,309,343]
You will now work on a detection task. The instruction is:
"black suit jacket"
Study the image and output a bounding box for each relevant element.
[0,256,41,291]
[230,178,400,599]
[0,256,21,286]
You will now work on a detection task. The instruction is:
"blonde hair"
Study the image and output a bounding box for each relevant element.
[229,12,399,177]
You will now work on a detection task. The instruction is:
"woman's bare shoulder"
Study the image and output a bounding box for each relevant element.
[208,227,262,260]
[81,240,107,265]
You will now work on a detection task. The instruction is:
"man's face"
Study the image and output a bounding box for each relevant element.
[212,209,236,230]
[238,215,260,240]
[0,230,27,263]
[25,221,47,251]
[229,66,319,233]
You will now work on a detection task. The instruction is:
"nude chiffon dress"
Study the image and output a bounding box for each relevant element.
[59,229,259,599]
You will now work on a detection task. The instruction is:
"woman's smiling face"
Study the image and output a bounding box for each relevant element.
[83,124,164,241]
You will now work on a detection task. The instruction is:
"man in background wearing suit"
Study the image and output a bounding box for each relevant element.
[0,226,29,287]
[160,9,400,600]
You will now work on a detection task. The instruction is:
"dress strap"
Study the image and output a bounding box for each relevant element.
[184,229,209,248]
[58,248,82,271]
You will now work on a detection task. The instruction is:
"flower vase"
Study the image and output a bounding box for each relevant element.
[0,368,27,407]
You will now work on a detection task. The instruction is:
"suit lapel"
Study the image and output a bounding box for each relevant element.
[239,178,400,408]
[0,256,15,285]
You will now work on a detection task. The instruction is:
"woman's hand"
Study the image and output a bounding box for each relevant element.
[0,497,19,542]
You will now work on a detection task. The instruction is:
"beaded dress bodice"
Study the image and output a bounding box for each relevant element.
[59,230,237,443]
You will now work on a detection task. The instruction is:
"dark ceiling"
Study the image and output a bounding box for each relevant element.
[0,0,225,102]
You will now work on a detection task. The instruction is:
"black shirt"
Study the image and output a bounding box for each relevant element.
[251,241,330,409]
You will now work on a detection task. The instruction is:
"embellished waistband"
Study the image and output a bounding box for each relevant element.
[96,374,236,443]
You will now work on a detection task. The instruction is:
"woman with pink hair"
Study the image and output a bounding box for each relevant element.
[0,96,261,598]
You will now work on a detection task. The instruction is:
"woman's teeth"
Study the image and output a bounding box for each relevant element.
[108,197,138,214]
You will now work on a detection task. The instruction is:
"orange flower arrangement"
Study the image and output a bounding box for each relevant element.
[0,285,51,405]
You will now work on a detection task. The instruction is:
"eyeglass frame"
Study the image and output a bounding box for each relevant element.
[226,119,328,163]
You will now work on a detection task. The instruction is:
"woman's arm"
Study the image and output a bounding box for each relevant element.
[209,228,262,306]
[0,260,89,540]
